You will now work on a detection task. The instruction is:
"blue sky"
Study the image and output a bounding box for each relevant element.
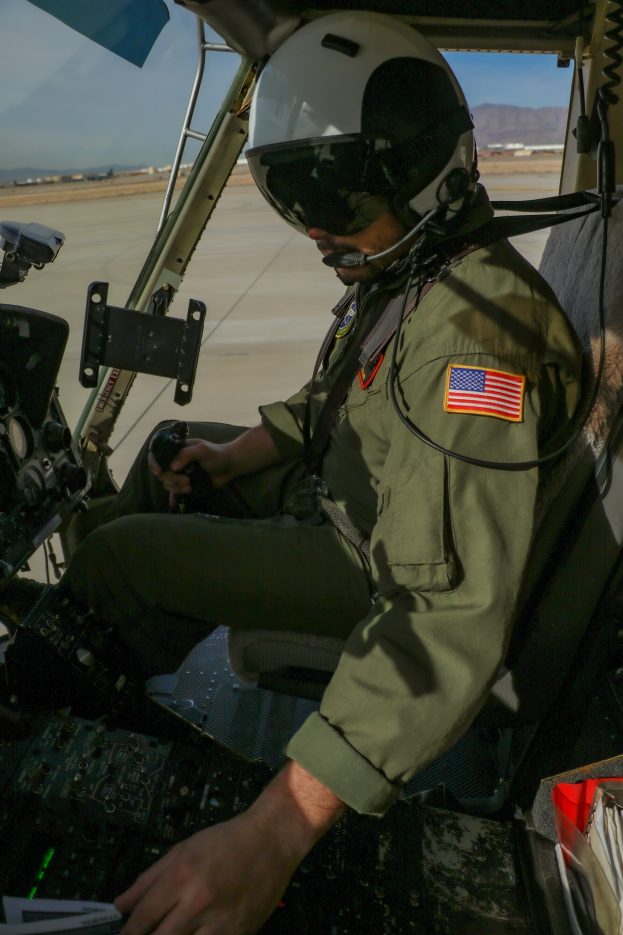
[446,51,572,110]
[0,1,573,171]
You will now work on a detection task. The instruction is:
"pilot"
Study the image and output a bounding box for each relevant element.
[65,12,582,934]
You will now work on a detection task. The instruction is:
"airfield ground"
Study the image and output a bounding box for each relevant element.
[0,157,561,582]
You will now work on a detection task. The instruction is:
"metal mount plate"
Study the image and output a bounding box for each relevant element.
[79,281,206,405]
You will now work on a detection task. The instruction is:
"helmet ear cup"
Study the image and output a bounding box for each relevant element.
[394,162,472,227]
[440,167,472,204]
[445,168,471,199]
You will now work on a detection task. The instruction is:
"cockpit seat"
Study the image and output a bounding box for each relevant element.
[486,187,623,724]
[227,628,344,699]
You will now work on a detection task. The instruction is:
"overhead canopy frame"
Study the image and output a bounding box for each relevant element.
[174,0,594,57]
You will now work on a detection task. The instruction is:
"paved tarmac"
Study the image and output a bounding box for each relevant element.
[1,171,559,581]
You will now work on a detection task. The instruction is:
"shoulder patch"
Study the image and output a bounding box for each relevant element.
[444,364,525,422]
[336,300,357,339]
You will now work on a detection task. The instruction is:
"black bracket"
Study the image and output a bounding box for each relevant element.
[0,220,65,289]
[79,282,206,405]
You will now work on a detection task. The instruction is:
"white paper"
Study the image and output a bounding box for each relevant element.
[585,785,623,933]
[554,843,585,935]
[0,906,122,934]
[2,899,115,926]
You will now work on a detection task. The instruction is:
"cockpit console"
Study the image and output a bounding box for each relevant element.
[0,306,89,585]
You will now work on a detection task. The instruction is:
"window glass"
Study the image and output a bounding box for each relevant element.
[0,20,574,479]
[0,0,240,428]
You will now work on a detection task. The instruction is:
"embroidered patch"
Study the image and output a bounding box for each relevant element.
[359,353,384,390]
[336,300,357,339]
[444,364,525,422]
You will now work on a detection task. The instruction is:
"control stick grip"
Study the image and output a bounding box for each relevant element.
[149,421,252,517]
[149,421,215,512]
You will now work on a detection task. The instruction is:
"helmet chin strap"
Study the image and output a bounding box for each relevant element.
[321,202,451,270]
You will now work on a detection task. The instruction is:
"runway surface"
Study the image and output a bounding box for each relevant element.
[4,172,559,469]
[2,171,560,581]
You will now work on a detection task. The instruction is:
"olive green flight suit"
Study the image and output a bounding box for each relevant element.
[67,234,582,817]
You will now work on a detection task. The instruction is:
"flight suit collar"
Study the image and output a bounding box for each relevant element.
[360,184,495,305]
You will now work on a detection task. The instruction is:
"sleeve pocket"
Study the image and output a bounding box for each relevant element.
[371,456,459,593]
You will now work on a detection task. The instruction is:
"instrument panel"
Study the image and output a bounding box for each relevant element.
[0,305,89,583]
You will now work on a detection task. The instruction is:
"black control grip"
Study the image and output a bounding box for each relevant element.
[149,421,215,512]
[150,421,190,472]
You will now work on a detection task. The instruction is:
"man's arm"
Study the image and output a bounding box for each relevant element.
[287,345,580,815]
[115,761,345,935]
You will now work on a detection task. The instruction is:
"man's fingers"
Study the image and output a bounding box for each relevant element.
[116,851,173,912]
[118,889,176,935]
[147,452,162,476]
[170,440,205,472]
[117,852,220,935]
[116,857,180,935]
[114,814,301,935]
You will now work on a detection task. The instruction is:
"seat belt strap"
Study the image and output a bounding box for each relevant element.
[491,191,601,212]
[304,280,426,474]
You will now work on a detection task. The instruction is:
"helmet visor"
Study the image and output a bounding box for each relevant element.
[246,135,397,236]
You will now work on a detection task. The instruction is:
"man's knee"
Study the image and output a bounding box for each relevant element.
[66,518,139,610]
[65,517,211,676]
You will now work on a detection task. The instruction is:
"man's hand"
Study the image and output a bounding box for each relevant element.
[115,761,345,935]
[116,812,294,935]
[149,439,232,504]
[149,423,281,509]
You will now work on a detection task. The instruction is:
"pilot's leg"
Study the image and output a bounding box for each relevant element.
[65,511,371,676]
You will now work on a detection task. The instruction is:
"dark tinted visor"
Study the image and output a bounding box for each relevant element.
[246,135,398,235]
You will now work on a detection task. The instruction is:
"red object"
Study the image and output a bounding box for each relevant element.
[358,354,384,390]
[553,777,623,834]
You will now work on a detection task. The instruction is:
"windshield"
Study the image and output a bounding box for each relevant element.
[0,0,241,431]
[1,5,572,484]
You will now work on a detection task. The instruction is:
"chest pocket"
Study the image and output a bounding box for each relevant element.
[371,455,459,593]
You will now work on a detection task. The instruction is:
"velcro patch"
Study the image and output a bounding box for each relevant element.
[336,300,357,339]
[444,364,525,422]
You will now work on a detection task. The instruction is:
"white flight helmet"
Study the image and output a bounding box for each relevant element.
[247,11,476,236]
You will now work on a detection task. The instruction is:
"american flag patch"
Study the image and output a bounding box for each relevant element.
[444,364,525,422]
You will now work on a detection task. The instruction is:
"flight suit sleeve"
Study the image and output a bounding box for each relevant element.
[258,383,310,462]
[286,349,579,815]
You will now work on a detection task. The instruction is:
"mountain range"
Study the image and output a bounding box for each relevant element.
[471,104,567,147]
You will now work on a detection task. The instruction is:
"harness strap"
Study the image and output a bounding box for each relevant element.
[358,247,478,371]
[304,245,481,475]
[439,203,602,262]
[320,496,371,561]
[490,191,601,213]
[311,287,358,376]
[304,282,424,475]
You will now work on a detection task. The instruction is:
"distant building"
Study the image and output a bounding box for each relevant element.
[484,142,564,154]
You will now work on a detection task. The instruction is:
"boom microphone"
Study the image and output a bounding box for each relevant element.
[322,251,367,268]
[321,202,448,269]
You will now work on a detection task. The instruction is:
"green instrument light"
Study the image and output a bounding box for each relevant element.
[28,846,57,897]
[42,847,56,868]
